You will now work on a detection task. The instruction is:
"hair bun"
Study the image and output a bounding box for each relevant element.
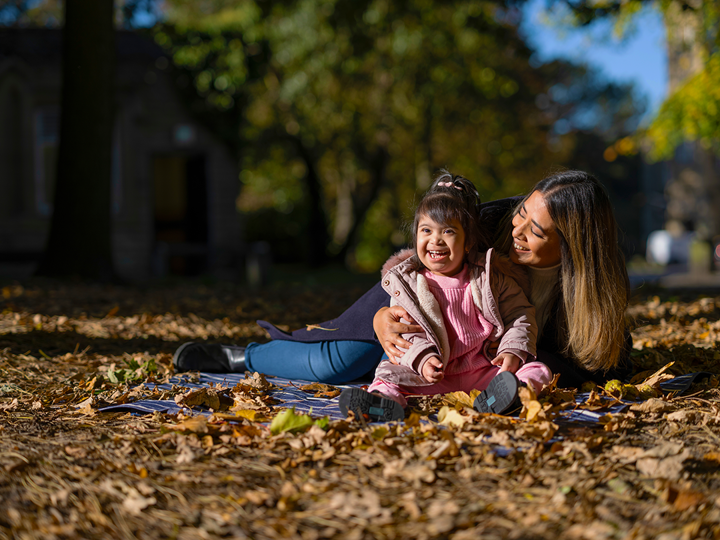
[431,171,481,208]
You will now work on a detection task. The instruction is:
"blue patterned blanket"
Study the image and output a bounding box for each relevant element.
[100,371,710,424]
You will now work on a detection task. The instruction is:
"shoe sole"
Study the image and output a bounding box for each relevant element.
[338,388,405,422]
[473,371,521,415]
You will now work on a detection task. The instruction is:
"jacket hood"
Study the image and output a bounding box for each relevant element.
[381,248,415,277]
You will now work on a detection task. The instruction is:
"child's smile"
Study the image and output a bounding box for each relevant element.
[417,215,466,276]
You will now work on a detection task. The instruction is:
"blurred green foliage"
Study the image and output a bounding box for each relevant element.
[647,51,720,161]
[156,0,644,270]
[2,0,647,271]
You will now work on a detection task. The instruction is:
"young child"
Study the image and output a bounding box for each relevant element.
[339,171,553,421]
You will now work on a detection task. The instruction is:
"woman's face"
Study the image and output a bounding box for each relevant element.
[510,191,562,268]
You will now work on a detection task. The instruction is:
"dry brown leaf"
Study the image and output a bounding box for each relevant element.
[666,410,702,423]
[241,371,274,391]
[167,415,208,434]
[638,361,675,387]
[175,387,233,411]
[629,398,675,414]
[122,491,157,515]
[663,483,706,511]
[298,382,341,399]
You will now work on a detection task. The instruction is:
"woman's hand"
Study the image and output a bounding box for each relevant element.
[373,306,423,363]
[491,352,521,374]
[422,356,444,383]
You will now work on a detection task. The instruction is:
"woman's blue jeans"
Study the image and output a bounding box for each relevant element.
[245,340,384,384]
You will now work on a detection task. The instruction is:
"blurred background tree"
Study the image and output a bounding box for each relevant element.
[154,0,645,270]
[1,0,648,275]
[3,0,118,279]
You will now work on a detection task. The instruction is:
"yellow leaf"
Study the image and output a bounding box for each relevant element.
[442,390,479,408]
[234,409,267,422]
[437,406,467,427]
[524,400,542,423]
[404,412,421,427]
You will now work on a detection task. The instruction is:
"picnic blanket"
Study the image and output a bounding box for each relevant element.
[99,371,712,424]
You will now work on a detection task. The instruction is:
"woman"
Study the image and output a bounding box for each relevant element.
[174,170,632,388]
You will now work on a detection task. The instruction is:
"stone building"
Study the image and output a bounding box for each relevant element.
[0,28,241,279]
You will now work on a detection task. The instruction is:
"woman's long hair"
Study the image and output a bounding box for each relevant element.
[501,170,629,372]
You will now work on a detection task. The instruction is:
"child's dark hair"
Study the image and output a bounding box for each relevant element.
[411,170,490,260]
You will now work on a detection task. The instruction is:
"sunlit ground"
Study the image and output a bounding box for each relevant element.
[1,278,720,539]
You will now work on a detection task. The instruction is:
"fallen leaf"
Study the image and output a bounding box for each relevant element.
[122,491,156,515]
[270,407,315,435]
[523,400,542,422]
[664,484,706,510]
[666,410,701,423]
[298,382,341,399]
[617,443,692,480]
[442,390,478,409]
[175,387,232,411]
[305,324,338,332]
[437,406,468,427]
[629,398,675,414]
[242,372,274,391]
[232,409,267,422]
[638,361,675,388]
[167,415,208,434]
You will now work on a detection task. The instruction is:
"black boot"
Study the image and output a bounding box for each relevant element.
[473,371,522,415]
[173,342,247,373]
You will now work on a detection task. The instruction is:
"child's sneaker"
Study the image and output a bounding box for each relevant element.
[339,388,405,422]
[473,371,522,415]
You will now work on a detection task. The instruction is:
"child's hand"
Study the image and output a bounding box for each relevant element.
[422,356,444,383]
[491,352,521,374]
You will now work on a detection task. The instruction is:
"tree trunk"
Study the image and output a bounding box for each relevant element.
[36,0,116,279]
[294,138,330,266]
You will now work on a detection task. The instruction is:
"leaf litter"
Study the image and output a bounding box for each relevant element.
[1,282,720,539]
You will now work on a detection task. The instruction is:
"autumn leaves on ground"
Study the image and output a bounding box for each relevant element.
[1,280,720,540]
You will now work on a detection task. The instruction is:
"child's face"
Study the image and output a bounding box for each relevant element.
[417,215,466,277]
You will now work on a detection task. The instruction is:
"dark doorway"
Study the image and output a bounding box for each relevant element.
[153,154,208,275]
